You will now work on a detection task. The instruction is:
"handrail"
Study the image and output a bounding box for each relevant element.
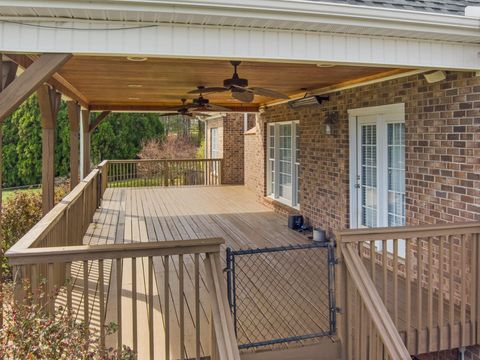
[337,221,480,356]
[340,243,411,360]
[7,238,224,265]
[338,221,480,242]
[8,168,101,251]
[106,158,223,187]
[108,158,222,163]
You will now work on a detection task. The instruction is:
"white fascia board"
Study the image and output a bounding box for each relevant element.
[0,0,480,42]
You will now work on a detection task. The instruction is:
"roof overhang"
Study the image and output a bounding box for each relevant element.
[0,0,479,70]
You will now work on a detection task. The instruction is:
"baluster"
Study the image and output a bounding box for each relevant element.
[461,233,466,346]
[393,239,398,327]
[132,258,138,354]
[47,263,55,315]
[195,253,201,360]
[382,240,387,303]
[471,234,477,344]
[116,258,122,357]
[165,255,170,359]
[405,239,411,351]
[369,240,375,280]
[449,235,454,334]
[179,254,185,360]
[439,235,444,350]
[83,260,89,324]
[427,237,433,351]
[99,259,105,353]
[417,237,423,352]
[148,256,154,360]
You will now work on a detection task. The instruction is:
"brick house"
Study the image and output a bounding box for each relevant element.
[1,0,480,359]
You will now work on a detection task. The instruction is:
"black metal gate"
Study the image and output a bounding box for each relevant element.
[225,242,336,349]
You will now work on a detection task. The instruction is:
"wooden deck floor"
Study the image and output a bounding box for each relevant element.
[59,186,327,359]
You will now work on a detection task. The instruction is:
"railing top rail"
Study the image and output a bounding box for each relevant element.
[107,158,223,164]
[7,238,224,265]
[337,221,480,243]
[8,168,100,252]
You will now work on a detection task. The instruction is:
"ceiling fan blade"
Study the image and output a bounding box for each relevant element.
[232,89,254,103]
[204,103,232,112]
[249,87,290,99]
[188,87,228,94]
[159,112,181,117]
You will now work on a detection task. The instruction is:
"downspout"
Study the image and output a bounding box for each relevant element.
[459,346,466,360]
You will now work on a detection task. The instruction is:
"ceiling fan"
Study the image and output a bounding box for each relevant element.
[159,96,232,118]
[188,61,290,103]
[159,99,207,118]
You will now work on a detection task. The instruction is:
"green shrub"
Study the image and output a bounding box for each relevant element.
[0,281,135,359]
[1,184,69,277]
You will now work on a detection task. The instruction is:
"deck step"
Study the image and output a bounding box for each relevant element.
[240,338,341,360]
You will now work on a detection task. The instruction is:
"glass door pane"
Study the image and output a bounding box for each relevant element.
[360,124,377,227]
[278,124,292,201]
[387,123,406,226]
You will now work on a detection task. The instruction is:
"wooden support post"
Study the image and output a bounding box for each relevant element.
[0,57,17,326]
[0,53,71,123]
[38,84,61,215]
[67,101,80,189]
[81,109,91,178]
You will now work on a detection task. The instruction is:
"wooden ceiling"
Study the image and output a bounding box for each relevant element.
[31,55,410,111]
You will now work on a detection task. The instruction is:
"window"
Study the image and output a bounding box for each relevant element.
[267,121,300,207]
[210,128,220,159]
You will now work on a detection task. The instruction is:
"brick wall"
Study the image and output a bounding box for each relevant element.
[244,127,257,192]
[206,113,247,185]
[252,71,479,232]
[248,71,480,358]
[222,113,245,185]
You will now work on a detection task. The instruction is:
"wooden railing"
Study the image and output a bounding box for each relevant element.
[337,222,480,357]
[105,159,223,188]
[5,164,239,359]
[6,237,240,360]
[7,168,104,291]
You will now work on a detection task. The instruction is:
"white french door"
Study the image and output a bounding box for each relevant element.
[349,104,406,254]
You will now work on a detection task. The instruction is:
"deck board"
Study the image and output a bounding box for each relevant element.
[63,186,332,359]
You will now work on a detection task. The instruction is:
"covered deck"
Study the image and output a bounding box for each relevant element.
[64,185,327,359]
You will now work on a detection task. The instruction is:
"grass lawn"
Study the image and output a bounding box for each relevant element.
[2,188,41,203]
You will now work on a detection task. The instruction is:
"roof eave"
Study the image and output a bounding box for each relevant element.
[0,0,479,42]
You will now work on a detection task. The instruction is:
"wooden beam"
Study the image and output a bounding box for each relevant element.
[89,103,259,113]
[6,54,88,109]
[67,101,80,189]
[81,109,91,178]
[38,84,61,215]
[2,61,17,90]
[0,53,71,123]
[89,111,111,132]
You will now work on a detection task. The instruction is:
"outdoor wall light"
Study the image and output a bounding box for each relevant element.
[324,111,338,135]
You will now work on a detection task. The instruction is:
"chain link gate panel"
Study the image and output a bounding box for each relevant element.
[225,242,336,350]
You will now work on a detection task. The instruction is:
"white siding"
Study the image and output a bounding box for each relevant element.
[0,21,479,70]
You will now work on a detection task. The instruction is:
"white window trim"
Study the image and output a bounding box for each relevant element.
[267,120,300,209]
[210,127,220,159]
[348,103,405,229]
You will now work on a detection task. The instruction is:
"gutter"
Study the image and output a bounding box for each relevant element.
[0,0,479,42]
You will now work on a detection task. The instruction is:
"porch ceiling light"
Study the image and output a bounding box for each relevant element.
[316,63,335,68]
[128,97,140,100]
[126,56,148,62]
[127,84,143,88]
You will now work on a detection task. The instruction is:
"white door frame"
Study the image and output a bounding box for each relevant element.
[348,103,405,229]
